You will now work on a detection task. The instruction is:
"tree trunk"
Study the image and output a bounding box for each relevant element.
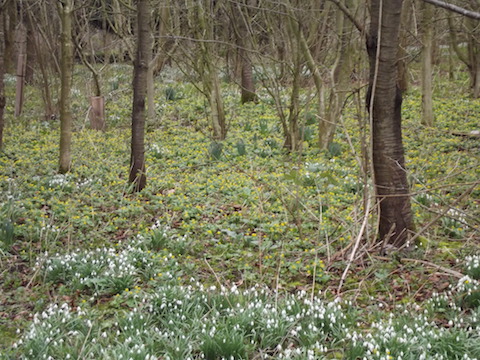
[319,4,352,149]
[367,0,413,248]
[233,1,257,104]
[211,71,227,140]
[147,63,155,121]
[397,0,412,92]
[195,0,227,140]
[448,11,480,98]
[467,16,480,98]
[421,1,434,126]
[26,6,56,120]
[14,53,25,117]
[15,22,26,117]
[285,54,301,152]
[58,0,74,174]
[89,96,105,131]
[0,4,5,150]
[3,0,16,73]
[129,0,152,192]
[147,5,171,121]
[25,16,35,84]
[240,47,256,104]
[282,8,302,152]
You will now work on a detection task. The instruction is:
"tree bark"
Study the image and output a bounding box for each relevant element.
[14,53,25,117]
[25,15,35,84]
[466,16,480,98]
[147,4,170,121]
[319,4,352,149]
[0,4,5,150]
[26,4,57,120]
[397,0,412,92]
[421,1,434,126]
[58,0,74,174]
[240,47,256,104]
[196,0,227,140]
[367,0,413,248]
[129,0,152,192]
[284,9,302,152]
[89,96,105,131]
[3,0,16,73]
[232,1,257,104]
[447,4,480,98]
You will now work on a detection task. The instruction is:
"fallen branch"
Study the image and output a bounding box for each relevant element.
[451,130,480,139]
[338,195,372,294]
[374,256,464,278]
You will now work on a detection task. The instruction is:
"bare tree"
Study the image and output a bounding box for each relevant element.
[397,0,412,92]
[447,3,480,97]
[129,0,152,192]
[317,2,354,149]
[0,1,5,150]
[230,0,257,104]
[58,0,74,174]
[191,0,227,140]
[73,4,107,130]
[147,1,176,121]
[24,9,35,84]
[25,1,60,120]
[3,0,15,73]
[421,0,434,126]
[255,0,311,152]
[367,0,413,248]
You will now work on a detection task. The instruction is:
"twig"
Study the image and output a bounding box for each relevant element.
[274,240,285,309]
[77,319,94,360]
[27,257,45,289]
[338,196,372,294]
[408,181,479,245]
[311,248,318,303]
[204,257,234,308]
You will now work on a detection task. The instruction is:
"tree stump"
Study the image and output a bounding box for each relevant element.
[89,96,105,131]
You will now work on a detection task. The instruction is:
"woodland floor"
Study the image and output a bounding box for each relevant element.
[0,67,479,359]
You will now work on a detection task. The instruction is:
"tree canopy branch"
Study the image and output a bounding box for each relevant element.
[421,0,480,20]
[328,0,365,33]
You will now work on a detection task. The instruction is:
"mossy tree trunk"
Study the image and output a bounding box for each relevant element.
[129,0,152,192]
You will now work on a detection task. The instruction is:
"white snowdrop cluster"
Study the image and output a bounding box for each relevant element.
[465,254,480,279]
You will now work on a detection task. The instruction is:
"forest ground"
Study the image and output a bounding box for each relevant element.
[0,65,479,359]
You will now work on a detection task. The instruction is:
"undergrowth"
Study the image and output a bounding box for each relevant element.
[0,65,479,358]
